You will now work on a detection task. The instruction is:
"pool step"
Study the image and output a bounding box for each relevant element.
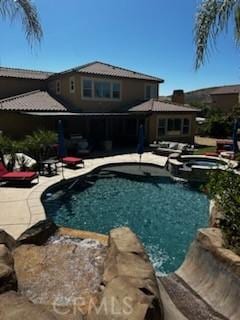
[158,274,228,320]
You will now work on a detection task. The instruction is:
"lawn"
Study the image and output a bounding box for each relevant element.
[193,146,216,155]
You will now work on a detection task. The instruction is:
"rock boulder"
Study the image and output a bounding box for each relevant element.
[0,244,17,294]
[0,291,61,320]
[16,219,58,246]
[0,229,16,250]
[13,236,106,316]
[88,227,164,319]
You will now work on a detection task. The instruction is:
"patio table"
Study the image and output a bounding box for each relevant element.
[40,159,59,176]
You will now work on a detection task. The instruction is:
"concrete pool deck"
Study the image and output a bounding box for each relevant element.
[0,152,168,239]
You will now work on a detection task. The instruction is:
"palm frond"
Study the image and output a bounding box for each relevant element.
[234,5,240,43]
[0,0,43,44]
[194,0,239,69]
[195,0,220,69]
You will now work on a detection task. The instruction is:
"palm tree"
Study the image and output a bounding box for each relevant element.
[195,0,240,69]
[0,0,43,44]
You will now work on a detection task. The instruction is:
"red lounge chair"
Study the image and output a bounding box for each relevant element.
[62,157,84,168]
[0,162,39,185]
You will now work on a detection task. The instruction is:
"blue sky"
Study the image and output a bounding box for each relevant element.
[0,0,239,95]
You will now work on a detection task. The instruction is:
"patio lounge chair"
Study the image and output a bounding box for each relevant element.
[0,162,39,185]
[152,141,193,156]
[62,156,85,169]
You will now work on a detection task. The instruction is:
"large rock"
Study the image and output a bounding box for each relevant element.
[88,227,164,319]
[0,245,17,294]
[88,277,162,320]
[13,236,106,316]
[0,291,61,320]
[0,229,16,250]
[103,227,152,283]
[0,244,14,266]
[16,219,58,246]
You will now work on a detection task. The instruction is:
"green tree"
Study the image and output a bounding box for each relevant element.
[207,170,240,254]
[0,0,43,44]
[195,0,240,69]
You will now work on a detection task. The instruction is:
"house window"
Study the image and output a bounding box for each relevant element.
[183,118,190,134]
[82,78,121,100]
[95,81,111,98]
[167,119,181,131]
[83,79,92,97]
[145,84,157,100]
[56,80,61,95]
[112,82,120,99]
[158,119,166,137]
[69,76,75,94]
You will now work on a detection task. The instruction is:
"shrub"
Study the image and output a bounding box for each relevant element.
[207,170,240,255]
[24,130,57,163]
[202,113,231,138]
[0,130,57,170]
[0,135,26,170]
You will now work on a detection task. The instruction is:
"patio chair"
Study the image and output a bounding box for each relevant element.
[62,156,85,169]
[0,162,39,185]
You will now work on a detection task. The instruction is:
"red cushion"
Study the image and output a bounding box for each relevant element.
[1,172,38,181]
[0,162,8,177]
[62,157,83,165]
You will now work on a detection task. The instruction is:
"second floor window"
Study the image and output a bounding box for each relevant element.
[145,84,158,100]
[56,80,61,95]
[83,79,93,97]
[112,83,120,99]
[95,81,111,98]
[82,79,121,100]
[69,76,75,94]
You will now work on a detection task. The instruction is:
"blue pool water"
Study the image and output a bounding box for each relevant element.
[43,165,209,274]
[186,160,222,168]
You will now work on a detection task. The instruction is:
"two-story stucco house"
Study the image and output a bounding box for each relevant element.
[0,61,197,147]
[210,85,240,113]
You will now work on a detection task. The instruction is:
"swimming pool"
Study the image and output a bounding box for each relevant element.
[42,164,209,274]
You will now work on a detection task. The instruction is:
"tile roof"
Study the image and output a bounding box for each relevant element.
[0,67,53,80]
[0,61,163,82]
[211,85,240,95]
[129,99,199,113]
[0,91,67,112]
[58,61,163,82]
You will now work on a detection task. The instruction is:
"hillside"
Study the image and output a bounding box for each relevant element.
[184,87,219,104]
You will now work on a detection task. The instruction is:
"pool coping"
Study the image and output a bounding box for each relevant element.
[169,155,238,170]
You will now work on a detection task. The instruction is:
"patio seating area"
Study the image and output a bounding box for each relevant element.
[150,140,194,156]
